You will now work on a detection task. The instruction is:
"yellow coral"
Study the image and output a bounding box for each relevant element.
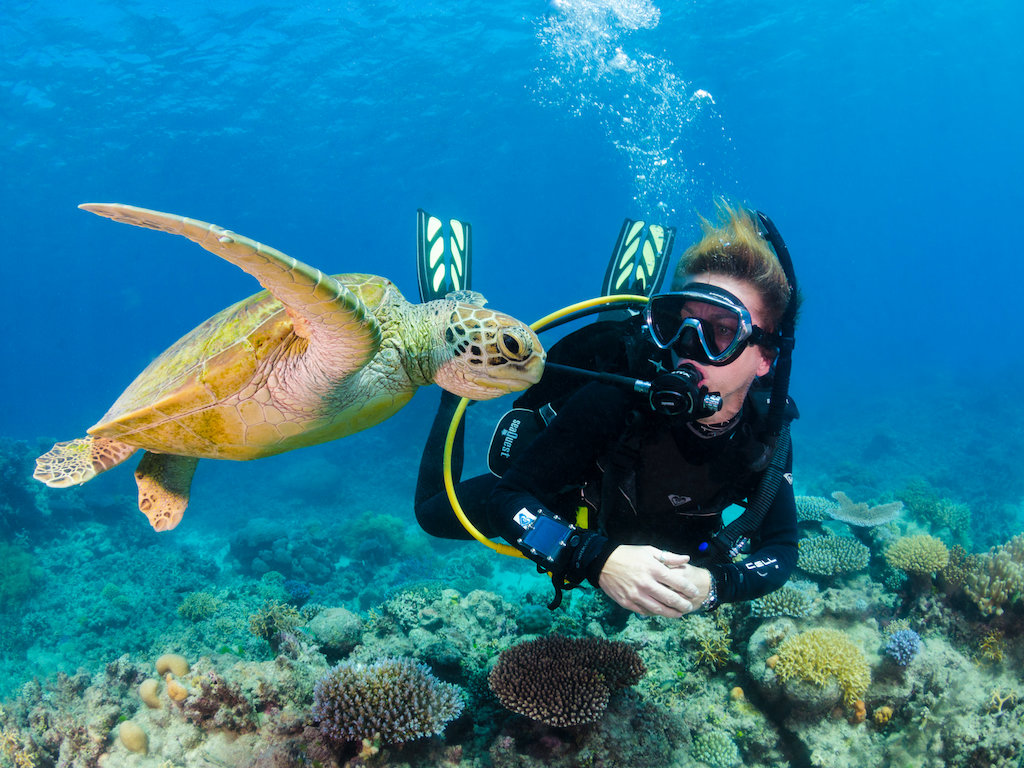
[884,534,949,574]
[774,627,871,707]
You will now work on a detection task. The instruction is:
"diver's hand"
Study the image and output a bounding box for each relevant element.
[597,545,704,617]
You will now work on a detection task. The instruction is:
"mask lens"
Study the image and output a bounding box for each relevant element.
[646,285,755,365]
[648,295,688,347]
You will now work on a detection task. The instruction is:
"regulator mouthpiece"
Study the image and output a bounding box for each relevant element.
[644,364,722,419]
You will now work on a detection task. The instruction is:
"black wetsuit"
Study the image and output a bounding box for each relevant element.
[415,381,798,606]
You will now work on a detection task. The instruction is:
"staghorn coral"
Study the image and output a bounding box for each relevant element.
[963,534,1024,616]
[797,534,870,576]
[829,491,903,527]
[884,534,949,574]
[488,635,645,726]
[312,657,464,744]
[774,627,870,708]
[978,630,1004,663]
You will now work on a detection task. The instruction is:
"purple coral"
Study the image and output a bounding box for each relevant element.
[884,629,922,666]
[312,658,464,744]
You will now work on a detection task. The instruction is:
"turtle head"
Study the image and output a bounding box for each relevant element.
[428,298,545,400]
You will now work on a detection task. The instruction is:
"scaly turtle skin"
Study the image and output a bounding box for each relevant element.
[34,204,545,531]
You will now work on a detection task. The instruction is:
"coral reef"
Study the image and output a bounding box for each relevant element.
[312,657,464,744]
[488,635,645,726]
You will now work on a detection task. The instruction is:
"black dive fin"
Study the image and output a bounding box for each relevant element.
[600,219,676,297]
[417,208,472,302]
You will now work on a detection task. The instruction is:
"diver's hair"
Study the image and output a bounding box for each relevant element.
[670,200,798,331]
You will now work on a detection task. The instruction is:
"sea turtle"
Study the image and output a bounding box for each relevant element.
[34,204,545,531]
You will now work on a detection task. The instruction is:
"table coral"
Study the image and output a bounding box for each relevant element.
[488,635,645,726]
[774,627,871,708]
[884,534,949,574]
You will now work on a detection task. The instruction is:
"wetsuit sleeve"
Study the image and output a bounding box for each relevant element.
[488,383,631,583]
[707,446,798,604]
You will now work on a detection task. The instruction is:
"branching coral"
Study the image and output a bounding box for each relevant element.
[488,635,645,726]
[964,534,1024,616]
[750,582,818,618]
[798,534,870,576]
[795,496,837,523]
[883,629,922,666]
[313,657,464,744]
[884,534,949,574]
[774,627,870,708]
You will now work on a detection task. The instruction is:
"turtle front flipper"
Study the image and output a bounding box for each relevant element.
[34,437,138,487]
[134,452,200,532]
[80,203,382,378]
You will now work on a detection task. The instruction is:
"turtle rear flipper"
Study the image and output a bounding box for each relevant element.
[134,452,199,532]
[34,437,138,487]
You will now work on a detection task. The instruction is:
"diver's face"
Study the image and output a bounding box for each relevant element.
[673,273,774,422]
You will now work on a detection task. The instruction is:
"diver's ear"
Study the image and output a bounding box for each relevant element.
[755,348,774,378]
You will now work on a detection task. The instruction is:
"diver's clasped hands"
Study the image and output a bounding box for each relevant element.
[597,545,712,618]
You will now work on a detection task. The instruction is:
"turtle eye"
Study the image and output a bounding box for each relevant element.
[498,330,530,361]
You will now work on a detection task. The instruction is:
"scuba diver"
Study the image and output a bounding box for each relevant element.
[413,202,800,616]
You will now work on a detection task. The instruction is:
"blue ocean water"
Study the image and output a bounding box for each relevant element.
[2,0,1024,764]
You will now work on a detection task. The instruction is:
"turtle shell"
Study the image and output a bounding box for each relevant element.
[88,274,393,460]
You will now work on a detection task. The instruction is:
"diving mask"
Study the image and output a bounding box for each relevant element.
[644,283,774,366]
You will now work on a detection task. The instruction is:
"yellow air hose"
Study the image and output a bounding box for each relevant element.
[442,294,649,557]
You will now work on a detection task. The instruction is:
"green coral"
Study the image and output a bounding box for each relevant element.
[750,582,818,618]
[691,730,741,768]
[884,534,949,574]
[795,496,837,523]
[177,591,222,622]
[774,627,870,707]
[0,543,38,608]
[798,535,870,576]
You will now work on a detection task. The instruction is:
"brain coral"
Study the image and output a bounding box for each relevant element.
[798,535,870,576]
[488,635,645,726]
[774,627,870,707]
[884,534,949,574]
[312,658,464,744]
